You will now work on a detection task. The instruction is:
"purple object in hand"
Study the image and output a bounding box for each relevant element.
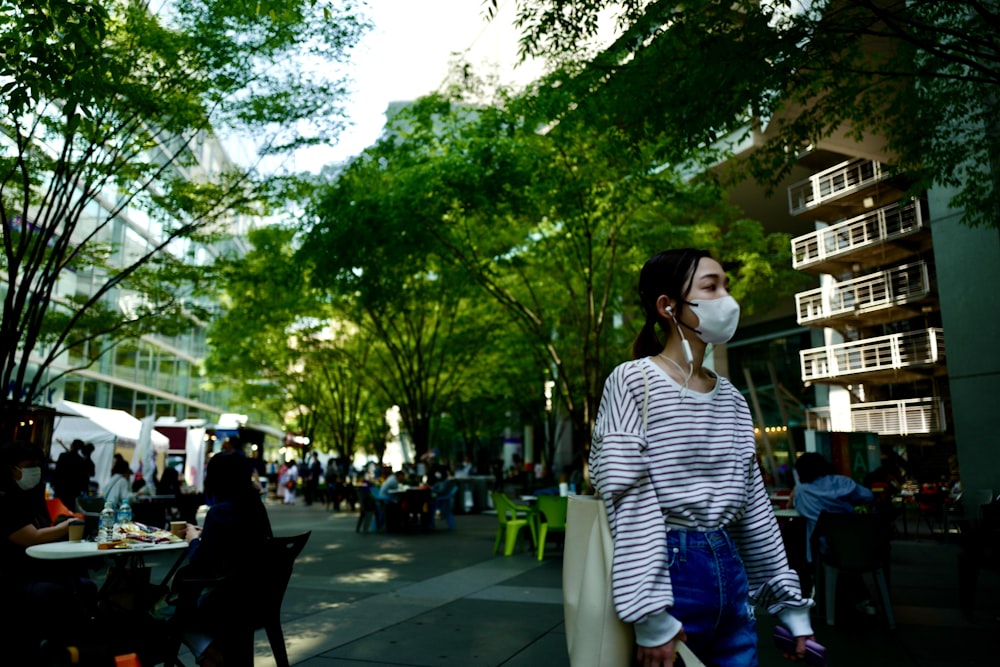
[772,625,827,667]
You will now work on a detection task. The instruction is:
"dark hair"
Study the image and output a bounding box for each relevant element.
[112,457,133,476]
[795,452,835,484]
[632,248,713,359]
[0,440,45,468]
[204,450,254,502]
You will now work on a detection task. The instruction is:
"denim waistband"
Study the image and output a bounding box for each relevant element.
[666,527,736,565]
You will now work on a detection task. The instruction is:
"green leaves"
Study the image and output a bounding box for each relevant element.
[503,0,1000,228]
[1,0,366,405]
[299,85,796,453]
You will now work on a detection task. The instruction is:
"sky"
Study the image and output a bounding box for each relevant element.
[285,0,547,172]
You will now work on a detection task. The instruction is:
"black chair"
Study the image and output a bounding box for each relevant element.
[814,511,895,629]
[164,531,311,666]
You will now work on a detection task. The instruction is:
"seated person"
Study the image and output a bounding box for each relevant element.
[791,452,875,610]
[379,470,403,500]
[0,441,97,662]
[791,452,875,562]
[103,456,135,508]
[172,450,273,667]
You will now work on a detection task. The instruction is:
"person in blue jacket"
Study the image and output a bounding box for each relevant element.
[791,452,875,563]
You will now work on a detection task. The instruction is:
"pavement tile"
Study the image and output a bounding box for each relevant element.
[214,499,1000,667]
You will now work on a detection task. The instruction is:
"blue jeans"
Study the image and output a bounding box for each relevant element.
[666,528,758,667]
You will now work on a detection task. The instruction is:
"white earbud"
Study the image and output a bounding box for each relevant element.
[682,339,694,364]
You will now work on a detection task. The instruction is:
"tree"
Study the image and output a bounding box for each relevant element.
[300,148,509,460]
[0,0,367,414]
[303,90,804,456]
[495,0,1000,227]
[205,225,384,463]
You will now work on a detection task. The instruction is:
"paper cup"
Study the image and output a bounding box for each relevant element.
[68,520,85,542]
[170,521,187,538]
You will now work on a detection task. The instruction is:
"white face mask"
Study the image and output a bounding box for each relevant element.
[16,466,42,491]
[685,296,741,344]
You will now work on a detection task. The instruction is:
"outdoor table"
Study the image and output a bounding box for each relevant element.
[27,539,188,561]
[386,487,433,531]
[29,539,190,610]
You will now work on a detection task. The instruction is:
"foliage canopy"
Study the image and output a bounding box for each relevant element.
[495,0,1000,227]
[0,0,366,408]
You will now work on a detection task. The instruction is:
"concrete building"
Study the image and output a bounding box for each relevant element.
[718,128,1000,498]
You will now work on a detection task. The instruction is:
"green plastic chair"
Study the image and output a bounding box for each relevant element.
[536,495,569,560]
[492,492,535,556]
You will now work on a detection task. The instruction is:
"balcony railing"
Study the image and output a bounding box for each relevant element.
[795,261,932,326]
[792,200,925,271]
[851,397,946,436]
[800,328,945,383]
[804,397,946,436]
[788,159,888,216]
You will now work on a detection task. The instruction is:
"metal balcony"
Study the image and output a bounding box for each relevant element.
[800,328,946,384]
[787,158,912,221]
[804,397,946,436]
[795,261,935,327]
[791,200,931,274]
[851,397,947,436]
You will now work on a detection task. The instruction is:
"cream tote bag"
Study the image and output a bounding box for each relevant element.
[563,493,634,667]
[562,494,705,666]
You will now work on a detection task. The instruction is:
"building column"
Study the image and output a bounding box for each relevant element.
[929,188,1000,496]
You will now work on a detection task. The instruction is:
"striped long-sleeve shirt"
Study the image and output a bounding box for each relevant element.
[590,358,813,639]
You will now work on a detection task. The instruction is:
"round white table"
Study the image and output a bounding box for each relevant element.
[27,539,188,560]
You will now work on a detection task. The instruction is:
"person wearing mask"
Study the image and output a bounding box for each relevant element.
[0,441,97,661]
[590,249,814,666]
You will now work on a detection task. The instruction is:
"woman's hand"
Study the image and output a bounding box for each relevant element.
[781,635,814,662]
[635,629,688,667]
[184,524,202,543]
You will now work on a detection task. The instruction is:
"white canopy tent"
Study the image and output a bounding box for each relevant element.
[51,400,169,493]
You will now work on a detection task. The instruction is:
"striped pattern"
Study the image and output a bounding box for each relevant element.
[590,358,812,624]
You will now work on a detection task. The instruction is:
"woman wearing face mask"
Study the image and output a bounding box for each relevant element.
[0,440,97,661]
[589,249,815,667]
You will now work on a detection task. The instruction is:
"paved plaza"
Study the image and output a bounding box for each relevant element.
[148,500,999,667]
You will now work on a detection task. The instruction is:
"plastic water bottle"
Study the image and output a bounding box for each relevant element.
[99,501,116,543]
